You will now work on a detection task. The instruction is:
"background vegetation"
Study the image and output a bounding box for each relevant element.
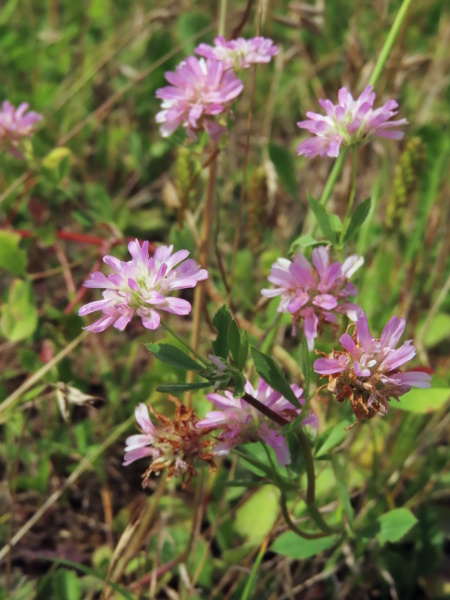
[0,0,449,598]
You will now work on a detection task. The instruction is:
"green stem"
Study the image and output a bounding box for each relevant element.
[297,428,315,505]
[160,320,209,367]
[232,448,273,476]
[241,538,268,600]
[339,147,358,246]
[218,0,227,37]
[319,149,349,207]
[307,503,341,535]
[314,0,412,217]
[368,0,413,88]
[280,494,328,540]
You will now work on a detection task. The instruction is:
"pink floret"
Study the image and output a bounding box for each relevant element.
[262,246,363,350]
[78,240,208,333]
[196,378,318,466]
[195,36,278,70]
[0,100,43,158]
[297,85,407,158]
[155,56,244,141]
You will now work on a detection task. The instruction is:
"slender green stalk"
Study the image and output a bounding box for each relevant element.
[319,149,349,207]
[368,0,413,88]
[340,147,358,245]
[315,0,413,215]
[241,538,269,600]
[160,320,209,367]
[233,448,273,476]
[218,0,227,37]
[307,504,340,535]
[297,428,315,505]
[280,494,328,540]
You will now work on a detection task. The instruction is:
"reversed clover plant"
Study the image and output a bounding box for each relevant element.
[76,21,432,546]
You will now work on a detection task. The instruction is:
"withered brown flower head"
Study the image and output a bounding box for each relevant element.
[314,313,431,423]
[124,397,216,488]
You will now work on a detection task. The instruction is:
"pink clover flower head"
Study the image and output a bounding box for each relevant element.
[155,56,244,141]
[195,36,278,70]
[297,85,407,158]
[314,313,432,421]
[0,101,43,158]
[262,246,363,350]
[124,400,215,488]
[78,240,208,333]
[196,377,318,467]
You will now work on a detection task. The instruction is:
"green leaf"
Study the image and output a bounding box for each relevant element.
[299,337,310,399]
[235,485,280,544]
[307,194,336,244]
[146,343,203,372]
[157,382,212,393]
[268,142,298,198]
[289,234,321,254]
[344,197,372,242]
[233,373,246,398]
[1,279,38,341]
[251,347,301,409]
[286,431,305,473]
[271,532,337,559]
[391,381,449,414]
[229,320,249,370]
[0,231,27,276]
[212,305,232,359]
[417,312,450,348]
[375,508,418,545]
[53,568,82,600]
[315,421,352,458]
[41,147,72,184]
[329,213,342,234]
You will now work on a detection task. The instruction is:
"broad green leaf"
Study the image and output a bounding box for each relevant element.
[1,279,38,341]
[315,421,352,458]
[268,142,298,198]
[235,485,280,544]
[329,213,342,234]
[271,532,337,559]
[299,337,310,399]
[212,305,232,359]
[157,382,212,393]
[251,347,301,409]
[53,568,82,600]
[146,343,203,372]
[344,197,372,242]
[307,194,336,244]
[229,320,248,370]
[391,381,449,414]
[375,508,418,545]
[0,231,27,276]
[417,312,450,348]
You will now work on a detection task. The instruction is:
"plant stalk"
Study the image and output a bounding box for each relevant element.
[340,147,358,245]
